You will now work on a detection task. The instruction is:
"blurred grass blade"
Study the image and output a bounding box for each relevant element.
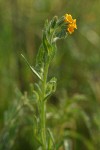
[64,139,72,150]
[21,54,42,80]
[47,128,55,149]
[65,131,94,150]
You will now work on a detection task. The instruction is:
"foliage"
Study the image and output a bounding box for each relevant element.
[0,0,100,150]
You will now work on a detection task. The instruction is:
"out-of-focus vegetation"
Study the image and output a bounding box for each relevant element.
[0,0,100,150]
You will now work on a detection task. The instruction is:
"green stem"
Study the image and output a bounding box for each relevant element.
[40,63,49,150]
[41,101,46,149]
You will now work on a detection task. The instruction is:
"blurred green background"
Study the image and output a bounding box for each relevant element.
[0,0,100,149]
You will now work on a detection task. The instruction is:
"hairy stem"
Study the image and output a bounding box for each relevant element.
[40,63,49,149]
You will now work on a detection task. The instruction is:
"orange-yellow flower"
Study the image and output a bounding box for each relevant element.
[64,14,77,34]
[72,19,77,29]
[64,14,73,23]
[67,19,77,34]
[67,24,75,34]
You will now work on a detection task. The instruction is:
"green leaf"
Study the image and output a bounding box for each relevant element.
[34,83,42,95]
[47,128,55,150]
[56,28,67,39]
[36,44,44,74]
[36,44,44,62]
[50,16,58,29]
[32,90,39,102]
[56,16,64,26]
[21,54,42,80]
[33,115,38,135]
[44,77,57,101]
[43,31,51,62]
[55,22,68,39]
[46,77,57,96]
[43,31,56,63]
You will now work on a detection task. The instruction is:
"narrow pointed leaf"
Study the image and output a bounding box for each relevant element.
[21,54,42,80]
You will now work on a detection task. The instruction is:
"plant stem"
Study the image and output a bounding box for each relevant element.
[40,63,49,150]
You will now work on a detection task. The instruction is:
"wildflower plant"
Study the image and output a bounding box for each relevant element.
[21,13,77,150]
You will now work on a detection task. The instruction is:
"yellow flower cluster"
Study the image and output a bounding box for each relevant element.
[64,14,77,34]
